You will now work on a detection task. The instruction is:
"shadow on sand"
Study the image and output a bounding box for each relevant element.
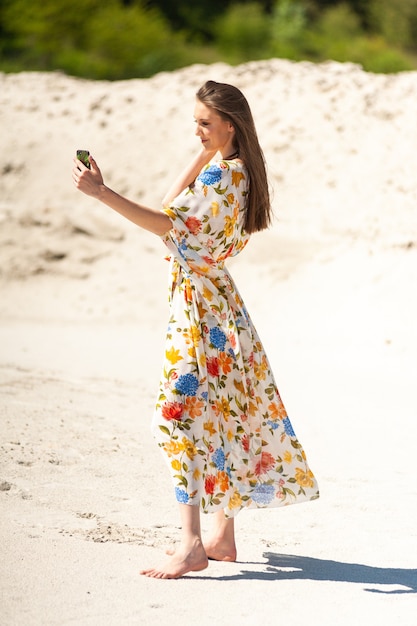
[190,553,417,593]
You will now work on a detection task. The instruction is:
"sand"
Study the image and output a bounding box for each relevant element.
[1,59,416,625]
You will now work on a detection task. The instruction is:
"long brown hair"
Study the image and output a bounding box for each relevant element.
[196,80,272,234]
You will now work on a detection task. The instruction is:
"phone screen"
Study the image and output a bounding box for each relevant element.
[76,150,91,169]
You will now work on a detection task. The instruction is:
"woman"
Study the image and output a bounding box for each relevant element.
[72,80,319,579]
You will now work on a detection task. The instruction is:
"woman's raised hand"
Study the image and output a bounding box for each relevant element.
[72,154,104,198]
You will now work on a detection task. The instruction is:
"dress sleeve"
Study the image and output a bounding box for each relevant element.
[160,161,248,272]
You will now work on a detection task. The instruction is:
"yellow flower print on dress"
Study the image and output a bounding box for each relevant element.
[165,346,183,365]
[231,169,245,187]
[163,440,184,457]
[182,437,198,461]
[254,356,268,381]
[164,208,176,219]
[295,467,315,488]
[228,490,243,509]
[283,450,293,464]
[217,397,231,420]
[203,420,216,436]
[224,214,235,237]
[202,286,213,301]
[183,324,201,348]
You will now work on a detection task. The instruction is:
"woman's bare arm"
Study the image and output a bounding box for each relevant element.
[161,148,216,206]
[72,155,172,236]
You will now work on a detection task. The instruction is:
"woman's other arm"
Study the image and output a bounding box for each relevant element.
[161,148,216,206]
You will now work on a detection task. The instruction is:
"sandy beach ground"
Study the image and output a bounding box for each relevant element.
[1,60,416,625]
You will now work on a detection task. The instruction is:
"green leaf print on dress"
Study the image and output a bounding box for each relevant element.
[154,159,319,517]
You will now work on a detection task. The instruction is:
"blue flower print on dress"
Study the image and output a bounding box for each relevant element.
[267,420,279,430]
[242,306,250,323]
[198,164,223,186]
[175,487,189,503]
[283,417,296,437]
[209,327,227,351]
[201,391,208,401]
[212,448,225,471]
[175,373,199,396]
[178,238,188,263]
[251,483,275,505]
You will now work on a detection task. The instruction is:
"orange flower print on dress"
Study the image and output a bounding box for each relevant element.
[202,255,216,267]
[161,401,184,421]
[241,434,250,453]
[185,396,204,419]
[228,330,237,350]
[217,471,230,492]
[268,401,287,420]
[207,356,220,377]
[218,352,233,374]
[205,474,217,495]
[184,280,193,303]
[185,216,202,235]
[254,451,276,476]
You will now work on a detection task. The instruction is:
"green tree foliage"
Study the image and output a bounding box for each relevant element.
[270,0,308,58]
[143,0,274,36]
[81,3,185,79]
[367,0,417,47]
[303,3,414,72]
[0,0,416,78]
[0,0,97,69]
[214,3,272,61]
[0,0,217,78]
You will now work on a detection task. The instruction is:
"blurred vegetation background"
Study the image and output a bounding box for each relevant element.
[1,0,416,78]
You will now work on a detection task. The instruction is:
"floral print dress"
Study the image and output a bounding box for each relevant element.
[153,159,319,517]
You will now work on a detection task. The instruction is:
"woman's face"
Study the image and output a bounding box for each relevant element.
[194,99,235,157]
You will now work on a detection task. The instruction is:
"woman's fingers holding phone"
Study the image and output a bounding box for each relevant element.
[85,155,103,182]
[72,156,104,196]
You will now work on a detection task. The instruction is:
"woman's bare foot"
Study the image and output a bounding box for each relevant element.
[203,510,237,561]
[204,536,237,562]
[141,540,208,579]
[166,538,237,561]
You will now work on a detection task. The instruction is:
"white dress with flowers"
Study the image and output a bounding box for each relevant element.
[153,159,319,517]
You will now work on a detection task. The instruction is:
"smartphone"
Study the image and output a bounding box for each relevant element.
[76,149,91,169]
